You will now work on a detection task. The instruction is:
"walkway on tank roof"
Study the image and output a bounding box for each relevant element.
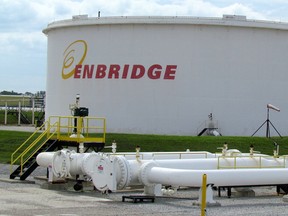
[43,15,288,34]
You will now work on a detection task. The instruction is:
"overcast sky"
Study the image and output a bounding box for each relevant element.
[1,0,288,93]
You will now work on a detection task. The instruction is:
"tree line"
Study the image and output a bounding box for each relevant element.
[0,90,45,97]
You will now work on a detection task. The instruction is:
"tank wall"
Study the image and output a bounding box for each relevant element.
[45,22,288,136]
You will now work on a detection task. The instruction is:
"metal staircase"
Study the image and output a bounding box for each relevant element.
[10,122,59,180]
[10,139,59,180]
[10,115,106,180]
[197,128,208,136]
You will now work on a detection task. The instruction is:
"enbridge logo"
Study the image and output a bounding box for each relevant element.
[62,40,87,79]
[62,40,177,80]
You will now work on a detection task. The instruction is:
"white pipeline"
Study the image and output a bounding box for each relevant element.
[36,152,54,167]
[143,166,288,187]
[108,151,217,160]
[36,150,104,178]
[108,149,265,160]
[36,150,288,193]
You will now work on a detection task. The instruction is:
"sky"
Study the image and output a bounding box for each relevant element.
[1,0,288,94]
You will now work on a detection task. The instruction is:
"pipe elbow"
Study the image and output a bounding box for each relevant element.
[139,161,157,186]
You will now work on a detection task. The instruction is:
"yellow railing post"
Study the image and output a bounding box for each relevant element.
[46,120,50,139]
[20,157,23,175]
[10,121,47,173]
[56,117,61,140]
[201,174,207,216]
[43,115,106,143]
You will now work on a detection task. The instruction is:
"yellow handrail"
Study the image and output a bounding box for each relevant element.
[48,115,106,143]
[19,122,58,175]
[11,115,106,176]
[10,121,48,173]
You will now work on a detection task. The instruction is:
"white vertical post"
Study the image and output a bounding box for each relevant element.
[32,97,35,126]
[18,101,21,126]
[4,102,7,125]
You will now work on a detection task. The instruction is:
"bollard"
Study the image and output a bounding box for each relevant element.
[201,174,207,216]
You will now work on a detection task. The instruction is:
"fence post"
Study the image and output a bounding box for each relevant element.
[32,97,35,126]
[18,101,21,126]
[4,102,7,125]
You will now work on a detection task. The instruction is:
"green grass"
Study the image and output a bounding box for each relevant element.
[0,111,17,124]
[1,130,287,164]
[105,133,288,155]
[0,131,32,163]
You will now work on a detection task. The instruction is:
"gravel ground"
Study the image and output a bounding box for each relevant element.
[1,164,288,216]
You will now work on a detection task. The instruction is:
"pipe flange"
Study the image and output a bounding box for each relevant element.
[81,152,101,176]
[115,156,131,190]
[139,162,157,187]
[52,149,71,178]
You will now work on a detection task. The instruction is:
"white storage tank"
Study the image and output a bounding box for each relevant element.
[43,15,288,136]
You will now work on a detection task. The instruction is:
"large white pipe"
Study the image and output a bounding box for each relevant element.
[36,150,218,167]
[36,150,217,179]
[36,152,55,167]
[36,150,288,193]
[89,155,288,192]
[37,150,100,177]
[37,151,279,174]
[154,156,286,170]
[36,148,267,173]
[144,166,288,187]
[125,157,288,186]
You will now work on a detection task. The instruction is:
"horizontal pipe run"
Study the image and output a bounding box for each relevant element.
[146,167,288,187]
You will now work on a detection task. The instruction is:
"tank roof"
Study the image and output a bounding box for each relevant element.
[43,15,288,34]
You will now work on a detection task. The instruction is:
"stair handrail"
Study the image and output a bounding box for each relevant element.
[197,119,219,135]
[10,121,49,174]
[10,122,47,166]
[19,122,59,175]
[196,120,207,135]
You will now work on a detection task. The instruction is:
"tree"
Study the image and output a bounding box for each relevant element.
[0,90,21,95]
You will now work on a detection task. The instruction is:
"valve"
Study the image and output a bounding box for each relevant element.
[217,142,228,156]
[112,140,117,154]
[273,141,279,158]
[249,144,254,156]
[136,145,141,162]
